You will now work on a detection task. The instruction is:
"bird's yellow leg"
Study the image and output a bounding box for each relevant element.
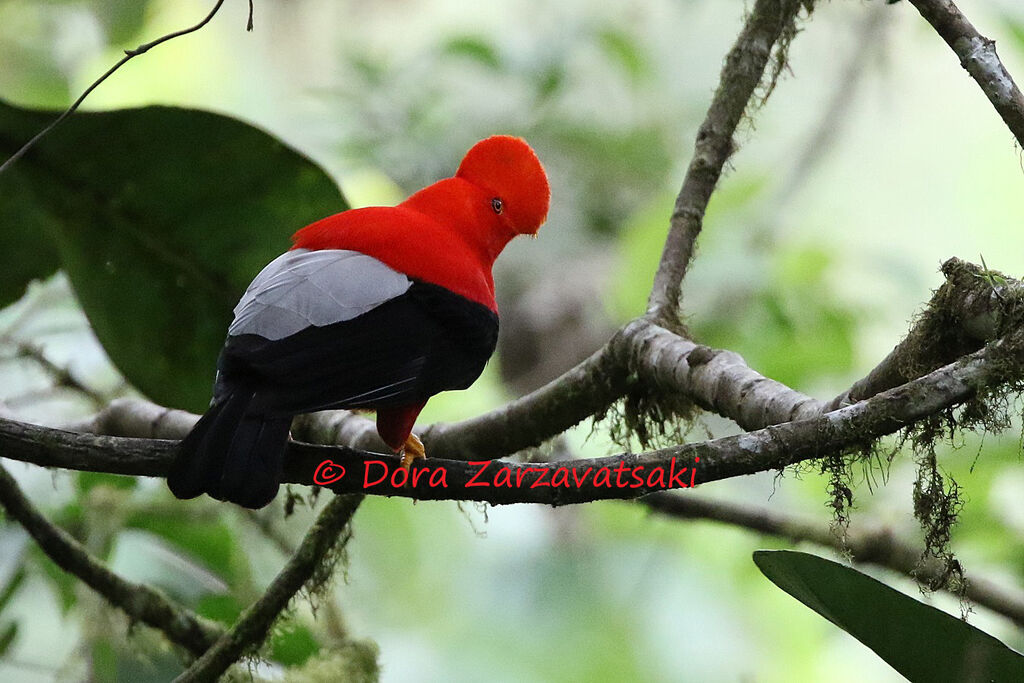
[399,433,425,471]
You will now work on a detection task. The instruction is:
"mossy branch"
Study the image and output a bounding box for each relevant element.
[648,0,815,325]
[5,317,1024,505]
[174,494,362,682]
[827,258,1022,411]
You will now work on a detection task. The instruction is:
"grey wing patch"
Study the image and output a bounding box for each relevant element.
[228,249,412,340]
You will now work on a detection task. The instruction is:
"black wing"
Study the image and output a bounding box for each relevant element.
[218,280,498,417]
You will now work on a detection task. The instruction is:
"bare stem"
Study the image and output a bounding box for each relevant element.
[647,0,810,325]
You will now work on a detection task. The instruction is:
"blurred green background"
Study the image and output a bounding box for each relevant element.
[1,0,1024,680]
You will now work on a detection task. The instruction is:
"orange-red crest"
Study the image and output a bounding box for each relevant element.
[456,135,550,236]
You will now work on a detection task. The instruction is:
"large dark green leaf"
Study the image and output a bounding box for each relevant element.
[0,164,61,307]
[754,550,1024,682]
[0,100,348,410]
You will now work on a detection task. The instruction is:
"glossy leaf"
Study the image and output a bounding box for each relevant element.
[0,166,61,307]
[0,99,348,410]
[754,550,1024,683]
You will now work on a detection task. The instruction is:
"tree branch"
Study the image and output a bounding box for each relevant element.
[65,339,629,467]
[174,494,363,682]
[0,463,221,657]
[244,509,355,645]
[284,258,1020,453]
[907,0,1024,148]
[624,320,825,430]
[647,0,811,325]
[642,492,1024,628]
[0,0,228,176]
[4,323,1022,504]
[827,257,1016,411]
[65,397,200,440]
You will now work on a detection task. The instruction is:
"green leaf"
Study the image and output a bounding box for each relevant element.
[0,99,348,411]
[196,593,243,625]
[269,622,320,666]
[441,35,502,70]
[125,511,242,586]
[754,550,1024,683]
[597,28,649,82]
[0,622,17,659]
[0,165,61,307]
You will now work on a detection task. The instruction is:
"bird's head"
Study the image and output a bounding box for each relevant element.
[455,135,550,237]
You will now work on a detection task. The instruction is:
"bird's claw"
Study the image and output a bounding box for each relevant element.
[399,433,425,472]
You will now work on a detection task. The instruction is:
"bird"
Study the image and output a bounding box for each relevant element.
[167,135,550,508]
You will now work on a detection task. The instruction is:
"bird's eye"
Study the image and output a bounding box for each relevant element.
[491,197,504,214]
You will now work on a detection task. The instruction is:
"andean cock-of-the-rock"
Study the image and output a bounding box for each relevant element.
[167,136,551,508]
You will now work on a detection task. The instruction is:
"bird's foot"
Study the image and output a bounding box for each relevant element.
[398,433,425,471]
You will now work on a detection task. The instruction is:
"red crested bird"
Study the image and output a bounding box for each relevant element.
[167,136,550,508]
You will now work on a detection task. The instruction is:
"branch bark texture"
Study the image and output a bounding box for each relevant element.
[4,323,1020,505]
[5,0,1024,678]
[648,0,811,323]
[908,0,1024,148]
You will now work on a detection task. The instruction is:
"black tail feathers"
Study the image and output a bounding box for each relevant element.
[167,391,291,509]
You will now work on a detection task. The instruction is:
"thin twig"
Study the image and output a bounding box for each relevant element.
[647,0,810,326]
[7,340,108,407]
[245,509,352,643]
[907,0,1024,148]
[0,0,228,176]
[0,463,221,657]
[642,492,1024,628]
[175,494,363,682]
